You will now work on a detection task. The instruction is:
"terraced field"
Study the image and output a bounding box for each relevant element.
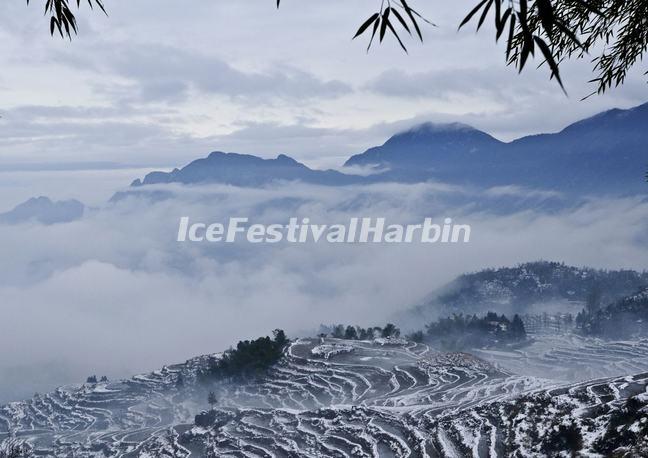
[472,334,648,381]
[427,372,648,457]
[217,340,546,414]
[2,336,648,457]
[0,356,202,457]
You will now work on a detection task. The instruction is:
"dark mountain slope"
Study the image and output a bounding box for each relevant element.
[127,103,648,195]
[345,121,505,171]
[578,287,648,339]
[345,102,648,194]
[403,261,648,322]
[506,103,648,193]
[132,151,362,187]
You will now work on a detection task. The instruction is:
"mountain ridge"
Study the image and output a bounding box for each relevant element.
[131,150,362,187]
[128,102,648,196]
[345,101,648,194]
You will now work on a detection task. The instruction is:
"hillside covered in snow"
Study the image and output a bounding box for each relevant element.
[402,261,648,323]
[3,331,648,457]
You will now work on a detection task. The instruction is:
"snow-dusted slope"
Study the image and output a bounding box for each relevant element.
[191,372,648,457]
[429,372,648,457]
[401,261,648,323]
[0,354,212,456]
[0,338,545,456]
[2,337,648,456]
[472,335,648,381]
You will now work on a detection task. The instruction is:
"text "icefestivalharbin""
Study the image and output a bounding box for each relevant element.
[177,217,471,243]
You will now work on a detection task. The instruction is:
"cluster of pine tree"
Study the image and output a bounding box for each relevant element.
[319,323,400,340]
[0,444,32,458]
[576,288,648,339]
[439,262,648,313]
[593,396,648,455]
[199,329,289,382]
[411,312,526,351]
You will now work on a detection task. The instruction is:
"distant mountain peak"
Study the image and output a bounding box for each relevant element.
[207,150,226,159]
[129,151,360,188]
[402,121,477,135]
[559,101,648,135]
[276,153,299,164]
[26,196,52,204]
[127,101,648,195]
[344,119,502,169]
[0,196,84,225]
[200,151,302,166]
[344,101,648,194]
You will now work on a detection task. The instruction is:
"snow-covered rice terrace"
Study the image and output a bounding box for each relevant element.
[2,335,648,456]
[473,334,648,381]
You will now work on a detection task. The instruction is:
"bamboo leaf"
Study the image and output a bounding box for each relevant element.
[353,13,380,39]
[379,7,391,42]
[534,36,567,94]
[391,8,411,35]
[537,0,555,37]
[459,0,489,29]
[401,0,423,40]
[387,21,408,53]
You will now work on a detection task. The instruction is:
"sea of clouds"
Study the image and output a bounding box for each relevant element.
[0,174,647,402]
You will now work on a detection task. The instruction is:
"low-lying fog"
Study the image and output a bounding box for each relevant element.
[0,169,647,402]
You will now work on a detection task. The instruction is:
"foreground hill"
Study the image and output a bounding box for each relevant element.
[3,335,648,457]
[428,371,648,457]
[0,338,544,457]
[129,103,648,195]
[401,261,648,324]
[193,371,648,457]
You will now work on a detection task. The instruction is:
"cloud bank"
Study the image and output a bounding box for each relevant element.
[0,180,646,402]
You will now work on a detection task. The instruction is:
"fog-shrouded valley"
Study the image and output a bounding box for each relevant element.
[1,99,648,457]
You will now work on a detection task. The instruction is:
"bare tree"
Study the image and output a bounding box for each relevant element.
[207,391,218,409]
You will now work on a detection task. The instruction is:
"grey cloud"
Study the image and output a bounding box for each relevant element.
[1,180,647,400]
[364,68,517,100]
[0,106,449,169]
[363,64,648,139]
[56,44,353,103]
[3,96,647,173]
[0,104,214,166]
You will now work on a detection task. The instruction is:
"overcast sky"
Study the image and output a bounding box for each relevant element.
[1,0,647,170]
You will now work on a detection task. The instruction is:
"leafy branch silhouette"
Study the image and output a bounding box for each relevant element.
[27,0,106,39]
[26,0,648,96]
